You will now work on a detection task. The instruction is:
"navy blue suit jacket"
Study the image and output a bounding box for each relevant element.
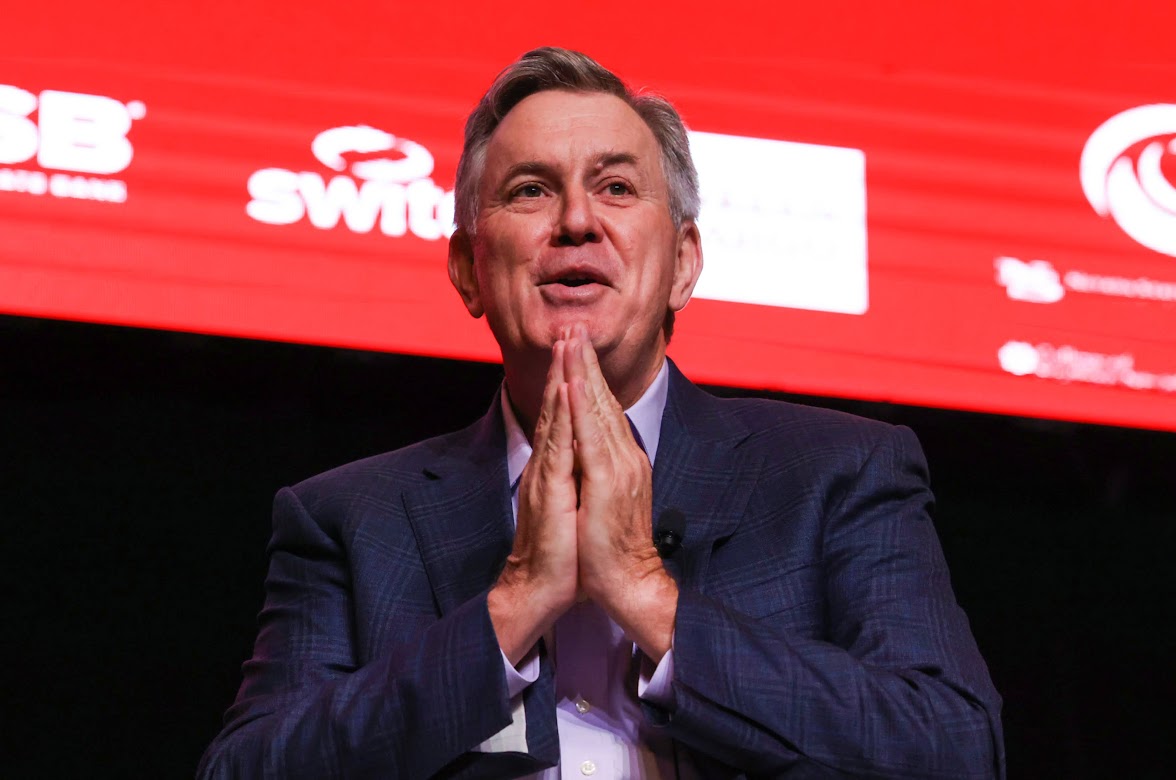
[199,363,1004,778]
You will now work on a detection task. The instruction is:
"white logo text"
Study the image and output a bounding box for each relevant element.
[0,85,144,203]
[246,125,454,240]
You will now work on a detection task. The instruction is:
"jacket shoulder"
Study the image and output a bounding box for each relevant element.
[667,360,907,453]
[285,418,488,514]
[702,390,906,449]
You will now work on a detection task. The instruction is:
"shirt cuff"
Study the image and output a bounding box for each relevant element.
[636,633,675,706]
[500,644,540,699]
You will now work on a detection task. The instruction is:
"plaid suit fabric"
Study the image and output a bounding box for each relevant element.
[651,375,1004,778]
[199,362,1003,779]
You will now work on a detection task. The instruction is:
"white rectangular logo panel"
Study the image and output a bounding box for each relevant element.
[689,131,868,315]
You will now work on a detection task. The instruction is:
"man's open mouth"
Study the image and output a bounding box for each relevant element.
[541,267,609,288]
[552,276,599,287]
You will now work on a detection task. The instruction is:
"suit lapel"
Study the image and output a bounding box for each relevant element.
[403,399,515,616]
[653,362,763,590]
[403,397,561,775]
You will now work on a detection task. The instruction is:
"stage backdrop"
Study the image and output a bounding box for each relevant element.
[2,2,1175,431]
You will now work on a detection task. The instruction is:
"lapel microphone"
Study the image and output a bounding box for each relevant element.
[653,508,686,558]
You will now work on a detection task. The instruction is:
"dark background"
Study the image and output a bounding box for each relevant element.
[4,313,1174,778]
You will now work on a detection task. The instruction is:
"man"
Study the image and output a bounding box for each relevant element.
[200,47,1004,779]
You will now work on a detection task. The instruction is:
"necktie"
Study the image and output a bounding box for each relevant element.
[626,414,649,460]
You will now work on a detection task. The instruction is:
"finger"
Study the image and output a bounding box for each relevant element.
[561,329,581,386]
[564,345,616,463]
[571,330,629,444]
[546,382,573,475]
[531,340,567,448]
[549,338,567,387]
[569,374,630,478]
[571,324,619,413]
[533,384,574,517]
[567,375,605,465]
[540,343,573,473]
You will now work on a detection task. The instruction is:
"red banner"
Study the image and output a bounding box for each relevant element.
[3,2,1175,430]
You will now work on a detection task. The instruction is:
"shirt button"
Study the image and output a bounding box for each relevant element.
[580,760,597,776]
[575,698,591,714]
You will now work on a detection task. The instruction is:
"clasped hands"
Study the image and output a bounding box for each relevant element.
[488,324,677,666]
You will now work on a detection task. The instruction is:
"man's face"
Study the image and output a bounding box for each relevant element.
[450,90,701,372]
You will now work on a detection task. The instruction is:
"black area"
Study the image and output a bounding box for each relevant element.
[3,314,1174,778]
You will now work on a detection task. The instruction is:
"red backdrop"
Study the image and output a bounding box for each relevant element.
[3,1,1175,430]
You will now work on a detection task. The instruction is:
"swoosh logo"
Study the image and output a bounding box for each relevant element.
[1080,104,1176,258]
[310,125,434,183]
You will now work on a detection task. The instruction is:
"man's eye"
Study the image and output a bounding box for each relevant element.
[514,183,544,198]
[606,182,632,196]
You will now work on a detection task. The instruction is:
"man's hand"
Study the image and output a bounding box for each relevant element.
[565,325,678,662]
[488,340,579,665]
[489,327,677,666]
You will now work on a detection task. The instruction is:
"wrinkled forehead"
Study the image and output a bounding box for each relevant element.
[482,90,662,179]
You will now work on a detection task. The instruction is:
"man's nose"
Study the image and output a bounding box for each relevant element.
[554,187,601,246]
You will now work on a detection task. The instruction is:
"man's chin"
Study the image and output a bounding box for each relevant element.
[510,315,628,358]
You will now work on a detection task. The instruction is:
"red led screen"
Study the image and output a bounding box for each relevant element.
[3,2,1175,431]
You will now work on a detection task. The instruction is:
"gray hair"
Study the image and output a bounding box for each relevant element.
[454,47,700,235]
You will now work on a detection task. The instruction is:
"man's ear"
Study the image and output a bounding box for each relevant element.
[668,220,703,313]
[447,228,484,318]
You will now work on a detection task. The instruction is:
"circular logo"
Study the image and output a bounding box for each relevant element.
[1080,104,1176,258]
[310,125,434,184]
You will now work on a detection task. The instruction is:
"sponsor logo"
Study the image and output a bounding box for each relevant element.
[996,255,1176,304]
[997,341,1045,377]
[690,131,868,315]
[246,125,455,240]
[999,340,1176,393]
[0,84,145,203]
[995,256,1065,303]
[1080,104,1176,258]
[1062,269,1176,302]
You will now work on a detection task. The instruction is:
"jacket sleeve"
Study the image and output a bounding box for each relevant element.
[197,486,547,780]
[655,425,1005,779]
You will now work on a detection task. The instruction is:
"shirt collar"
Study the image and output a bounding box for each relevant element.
[502,359,670,489]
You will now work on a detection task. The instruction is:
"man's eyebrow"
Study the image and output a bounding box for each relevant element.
[498,153,642,184]
[593,152,639,170]
[500,160,557,182]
